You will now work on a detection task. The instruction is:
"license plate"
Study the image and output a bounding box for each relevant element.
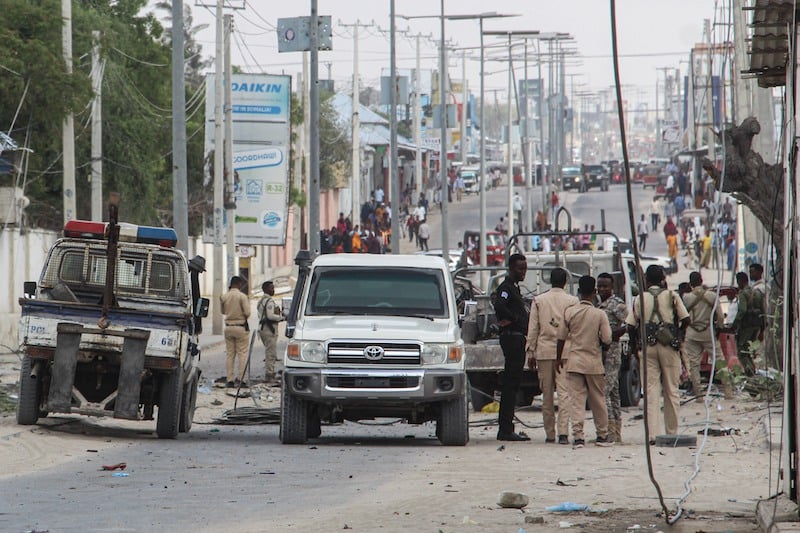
[355,377,389,387]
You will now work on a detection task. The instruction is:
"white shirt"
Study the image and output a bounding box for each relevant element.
[374,188,385,203]
[637,220,648,235]
[666,174,675,190]
[513,195,523,212]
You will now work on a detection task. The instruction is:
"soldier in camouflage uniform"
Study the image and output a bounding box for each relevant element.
[596,273,629,443]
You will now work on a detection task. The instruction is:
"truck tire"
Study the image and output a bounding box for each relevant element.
[468,373,494,412]
[279,389,308,444]
[156,367,183,439]
[16,356,41,425]
[619,363,641,407]
[306,406,322,439]
[437,380,469,446]
[179,373,198,433]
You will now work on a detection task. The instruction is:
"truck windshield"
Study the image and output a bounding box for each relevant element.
[307,267,449,318]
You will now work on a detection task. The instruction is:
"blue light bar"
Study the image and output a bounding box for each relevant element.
[136,226,178,247]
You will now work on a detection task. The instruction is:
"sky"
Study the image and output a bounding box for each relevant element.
[154,0,723,106]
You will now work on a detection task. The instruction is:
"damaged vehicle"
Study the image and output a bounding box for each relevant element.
[16,199,208,438]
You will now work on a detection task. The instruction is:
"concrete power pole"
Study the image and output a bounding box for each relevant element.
[705,19,716,162]
[224,14,236,282]
[172,0,189,254]
[389,0,400,254]
[62,0,76,223]
[90,31,103,221]
[339,20,369,223]
[414,34,423,199]
[506,33,514,241]
[439,0,450,264]
[212,0,225,335]
[460,50,468,162]
[309,0,321,255]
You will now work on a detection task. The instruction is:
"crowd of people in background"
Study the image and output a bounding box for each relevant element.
[644,165,738,273]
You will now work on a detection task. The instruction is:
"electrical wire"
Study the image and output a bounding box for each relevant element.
[609,0,673,524]
[110,46,169,67]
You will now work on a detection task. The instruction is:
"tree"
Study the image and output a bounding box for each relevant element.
[318,91,351,191]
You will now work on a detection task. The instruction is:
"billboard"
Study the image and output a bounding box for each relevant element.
[204,73,292,245]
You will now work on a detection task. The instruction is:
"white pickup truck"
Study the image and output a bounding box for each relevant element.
[16,216,208,438]
[280,252,469,445]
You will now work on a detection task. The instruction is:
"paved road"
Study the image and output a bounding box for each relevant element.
[0,181,750,532]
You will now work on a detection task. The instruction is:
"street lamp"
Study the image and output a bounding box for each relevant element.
[399,11,517,266]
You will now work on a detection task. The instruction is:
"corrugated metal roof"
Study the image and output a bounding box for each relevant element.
[748,0,797,87]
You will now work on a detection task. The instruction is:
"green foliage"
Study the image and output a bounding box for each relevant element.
[1,0,209,230]
[318,92,351,191]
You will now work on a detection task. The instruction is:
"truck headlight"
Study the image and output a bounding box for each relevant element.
[422,344,462,364]
[301,341,326,363]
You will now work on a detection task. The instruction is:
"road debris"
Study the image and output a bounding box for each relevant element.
[101,463,127,471]
[498,491,529,509]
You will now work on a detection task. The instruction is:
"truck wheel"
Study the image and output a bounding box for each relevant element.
[306,407,322,439]
[468,374,494,412]
[16,356,41,425]
[279,388,308,444]
[437,380,469,446]
[179,373,198,433]
[619,363,641,407]
[156,367,183,439]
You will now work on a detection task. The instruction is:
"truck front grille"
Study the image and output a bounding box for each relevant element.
[326,376,420,388]
[327,342,421,365]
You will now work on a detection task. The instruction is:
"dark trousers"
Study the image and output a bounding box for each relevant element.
[498,333,526,435]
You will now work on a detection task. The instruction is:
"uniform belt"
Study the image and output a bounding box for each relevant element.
[226,322,245,326]
[500,330,526,336]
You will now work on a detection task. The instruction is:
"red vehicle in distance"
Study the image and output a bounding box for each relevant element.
[463,230,506,266]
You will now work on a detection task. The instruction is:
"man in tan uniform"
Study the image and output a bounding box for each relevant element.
[526,267,578,444]
[626,265,690,437]
[220,276,251,388]
[682,271,723,400]
[557,275,614,448]
[257,280,285,384]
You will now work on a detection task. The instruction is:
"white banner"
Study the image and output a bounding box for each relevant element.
[204,73,292,245]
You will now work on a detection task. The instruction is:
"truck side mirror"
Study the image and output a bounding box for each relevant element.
[195,297,210,318]
[23,281,37,297]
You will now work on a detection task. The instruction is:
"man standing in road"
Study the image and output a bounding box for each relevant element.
[455,173,465,202]
[526,267,578,444]
[417,218,430,252]
[257,280,285,385]
[597,273,629,443]
[682,272,723,399]
[220,276,251,388]
[626,266,690,439]
[557,276,614,448]
[493,253,531,441]
[650,197,661,231]
[663,216,680,272]
[513,192,524,233]
[637,214,649,251]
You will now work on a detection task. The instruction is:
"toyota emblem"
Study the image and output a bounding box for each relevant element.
[363,345,385,360]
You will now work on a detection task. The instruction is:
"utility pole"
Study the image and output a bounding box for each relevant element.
[506,33,514,241]
[212,0,224,335]
[414,33,423,198]
[294,68,305,250]
[479,22,487,268]
[439,0,449,264]
[224,14,236,282]
[172,0,188,254]
[537,40,546,216]
[460,50,468,162]
[62,0,76,223]
[309,0,321,255]
[389,0,400,253]
[303,52,311,248]
[705,18,716,164]
[523,39,531,233]
[340,20,371,223]
[90,31,103,221]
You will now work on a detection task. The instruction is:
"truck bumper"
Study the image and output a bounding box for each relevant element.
[283,368,466,404]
